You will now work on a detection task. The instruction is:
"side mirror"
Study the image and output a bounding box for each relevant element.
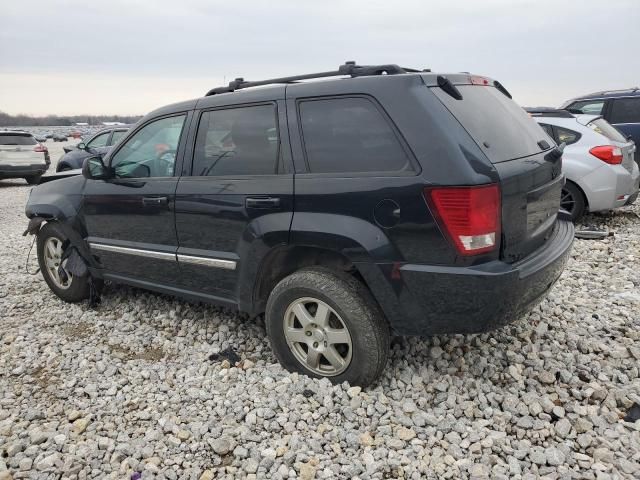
[77,142,86,150]
[82,155,110,180]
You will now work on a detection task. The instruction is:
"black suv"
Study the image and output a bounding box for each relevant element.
[26,62,574,386]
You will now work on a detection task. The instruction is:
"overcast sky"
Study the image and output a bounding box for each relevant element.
[1,0,638,116]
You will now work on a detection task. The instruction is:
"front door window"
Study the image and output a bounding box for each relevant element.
[110,115,186,178]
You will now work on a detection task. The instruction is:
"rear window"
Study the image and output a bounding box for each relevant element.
[0,133,37,146]
[588,118,628,143]
[432,86,549,163]
[299,97,411,173]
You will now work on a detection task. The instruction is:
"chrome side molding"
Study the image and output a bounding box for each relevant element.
[177,254,236,270]
[89,243,176,261]
[89,242,237,270]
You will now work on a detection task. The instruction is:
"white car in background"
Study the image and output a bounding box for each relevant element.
[0,130,51,184]
[527,108,639,221]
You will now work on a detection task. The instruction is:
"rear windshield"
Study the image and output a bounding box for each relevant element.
[587,118,628,143]
[432,85,549,163]
[0,133,37,146]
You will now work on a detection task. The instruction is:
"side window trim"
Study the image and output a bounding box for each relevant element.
[106,111,191,179]
[295,94,418,176]
[187,101,281,177]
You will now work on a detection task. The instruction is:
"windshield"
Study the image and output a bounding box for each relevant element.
[588,118,628,143]
[432,85,549,163]
[0,134,37,146]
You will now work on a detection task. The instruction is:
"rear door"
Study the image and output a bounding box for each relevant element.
[432,83,563,263]
[174,99,293,302]
[82,113,190,284]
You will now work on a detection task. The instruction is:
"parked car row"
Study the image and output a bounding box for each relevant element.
[527,108,639,221]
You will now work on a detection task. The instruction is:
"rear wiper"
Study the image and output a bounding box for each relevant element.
[437,75,463,100]
[493,80,512,99]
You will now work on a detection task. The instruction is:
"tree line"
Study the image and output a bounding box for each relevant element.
[0,111,142,127]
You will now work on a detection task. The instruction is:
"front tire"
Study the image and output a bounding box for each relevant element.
[560,181,587,222]
[265,267,389,386]
[37,222,89,302]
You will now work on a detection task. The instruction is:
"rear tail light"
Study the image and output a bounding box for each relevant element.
[34,144,47,153]
[424,184,501,256]
[589,145,622,164]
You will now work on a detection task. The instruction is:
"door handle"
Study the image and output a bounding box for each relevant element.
[245,197,281,209]
[142,196,168,206]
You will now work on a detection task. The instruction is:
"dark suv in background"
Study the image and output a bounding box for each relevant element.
[56,126,130,171]
[562,87,640,166]
[26,62,573,386]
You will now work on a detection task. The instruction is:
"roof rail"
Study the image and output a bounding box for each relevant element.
[205,61,424,96]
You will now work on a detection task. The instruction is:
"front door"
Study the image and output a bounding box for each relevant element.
[174,100,294,303]
[82,113,189,284]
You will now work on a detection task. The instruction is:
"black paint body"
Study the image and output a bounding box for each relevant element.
[26,72,574,335]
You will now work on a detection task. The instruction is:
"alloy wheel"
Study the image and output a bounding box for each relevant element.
[560,187,575,213]
[282,297,352,376]
[43,237,72,290]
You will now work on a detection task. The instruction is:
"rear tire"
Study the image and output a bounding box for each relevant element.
[25,175,41,185]
[37,222,89,302]
[560,181,586,222]
[265,267,389,386]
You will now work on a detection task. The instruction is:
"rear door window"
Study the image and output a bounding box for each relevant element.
[608,98,640,124]
[298,97,411,173]
[0,134,37,146]
[554,127,581,145]
[192,104,279,176]
[567,100,605,115]
[538,123,555,138]
[432,86,549,163]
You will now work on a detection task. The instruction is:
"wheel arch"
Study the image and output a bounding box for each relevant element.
[244,244,363,315]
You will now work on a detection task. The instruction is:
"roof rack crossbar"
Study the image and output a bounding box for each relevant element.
[205,61,418,96]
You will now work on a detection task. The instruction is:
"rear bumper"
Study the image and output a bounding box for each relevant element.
[0,163,49,178]
[359,218,574,336]
[580,163,640,212]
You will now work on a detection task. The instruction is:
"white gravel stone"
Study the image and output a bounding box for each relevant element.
[0,148,639,478]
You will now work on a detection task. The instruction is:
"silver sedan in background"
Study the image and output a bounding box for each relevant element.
[527,108,639,221]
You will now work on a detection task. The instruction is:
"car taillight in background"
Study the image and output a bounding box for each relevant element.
[424,184,501,256]
[589,145,623,165]
[34,144,51,164]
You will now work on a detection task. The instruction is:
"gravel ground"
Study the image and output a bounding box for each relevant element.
[0,142,639,479]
